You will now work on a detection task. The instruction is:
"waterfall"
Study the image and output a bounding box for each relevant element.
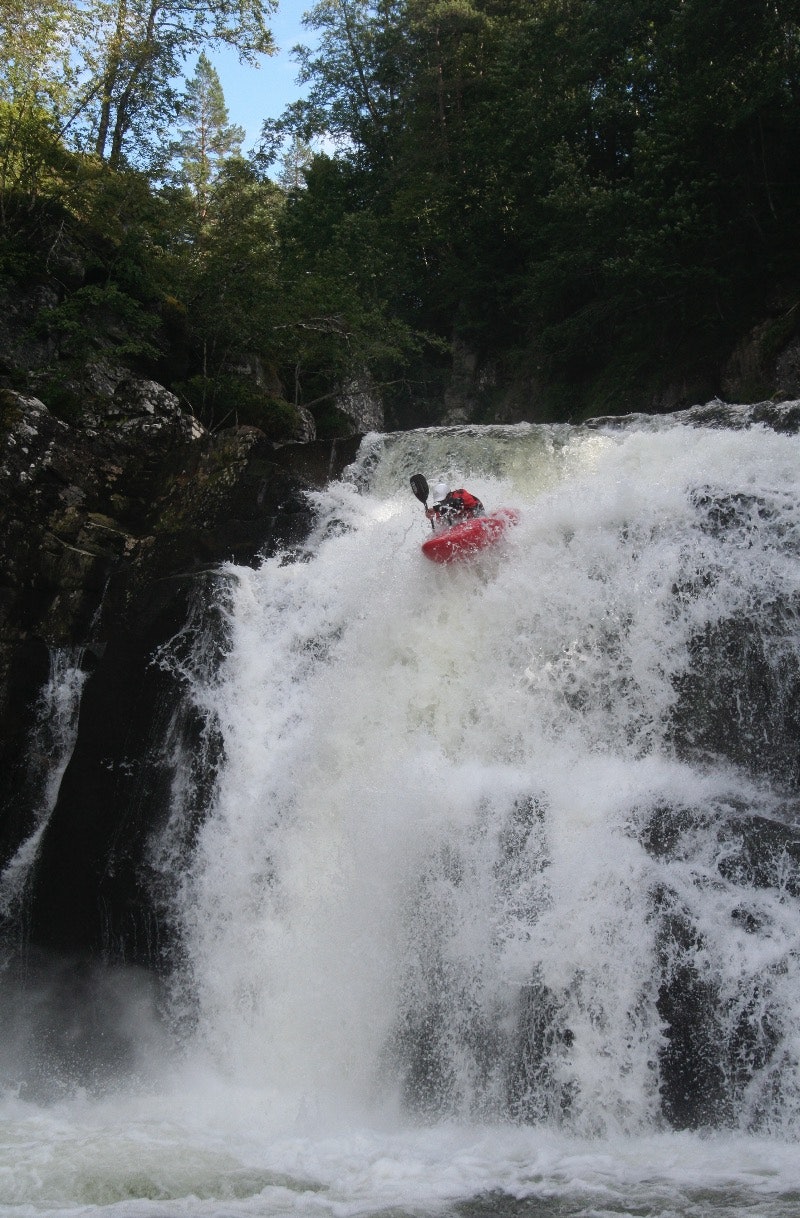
[3,405,800,1217]
[177,407,800,1136]
[0,648,87,943]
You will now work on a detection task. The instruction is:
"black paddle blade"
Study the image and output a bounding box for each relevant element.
[410,473,429,504]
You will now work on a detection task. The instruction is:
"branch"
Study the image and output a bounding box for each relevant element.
[273,315,351,335]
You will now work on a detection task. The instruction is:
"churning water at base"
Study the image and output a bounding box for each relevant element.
[3,407,800,1216]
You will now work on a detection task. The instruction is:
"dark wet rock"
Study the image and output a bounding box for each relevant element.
[637,802,711,860]
[690,487,779,538]
[654,891,783,1131]
[639,800,800,1129]
[670,609,800,790]
[585,397,800,434]
[0,387,362,966]
[506,977,575,1124]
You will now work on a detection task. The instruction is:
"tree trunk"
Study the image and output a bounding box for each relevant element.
[95,0,129,159]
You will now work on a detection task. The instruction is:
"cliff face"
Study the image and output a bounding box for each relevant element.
[0,385,361,968]
[435,314,800,428]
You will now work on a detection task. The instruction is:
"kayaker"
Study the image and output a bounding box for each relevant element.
[426,481,485,528]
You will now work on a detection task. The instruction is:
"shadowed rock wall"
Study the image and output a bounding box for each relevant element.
[0,387,361,967]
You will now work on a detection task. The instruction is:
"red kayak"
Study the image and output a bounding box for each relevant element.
[421,509,520,564]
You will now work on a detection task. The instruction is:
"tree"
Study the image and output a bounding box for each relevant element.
[0,0,84,225]
[290,0,410,166]
[82,0,276,169]
[278,134,314,192]
[0,0,80,115]
[166,157,290,428]
[171,52,244,213]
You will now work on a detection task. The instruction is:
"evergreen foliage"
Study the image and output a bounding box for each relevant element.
[170,53,245,212]
[2,0,800,434]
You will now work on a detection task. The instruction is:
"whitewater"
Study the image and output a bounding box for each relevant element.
[3,407,800,1216]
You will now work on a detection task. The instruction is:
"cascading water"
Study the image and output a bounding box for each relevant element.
[3,405,800,1216]
[0,648,87,945]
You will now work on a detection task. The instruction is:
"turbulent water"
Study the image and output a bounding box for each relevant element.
[3,406,800,1216]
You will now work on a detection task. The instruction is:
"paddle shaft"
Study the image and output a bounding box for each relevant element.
[410,474,437,530]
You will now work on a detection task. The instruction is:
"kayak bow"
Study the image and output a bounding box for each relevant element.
[421,509,520,563]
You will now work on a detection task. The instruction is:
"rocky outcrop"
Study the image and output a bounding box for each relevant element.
[336,372,384,433]
[0,385,362,967]
[721,301,800,403]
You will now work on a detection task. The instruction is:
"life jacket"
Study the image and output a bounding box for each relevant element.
[434,489,484,523]
[449,489,483,513]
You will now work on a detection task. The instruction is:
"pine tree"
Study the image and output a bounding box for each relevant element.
[172,52,245,215]
[278,135,313,192]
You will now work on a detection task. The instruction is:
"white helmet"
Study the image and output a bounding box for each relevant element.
[433,481,450,502]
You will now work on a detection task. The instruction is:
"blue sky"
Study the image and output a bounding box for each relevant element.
[209,4,315,153]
